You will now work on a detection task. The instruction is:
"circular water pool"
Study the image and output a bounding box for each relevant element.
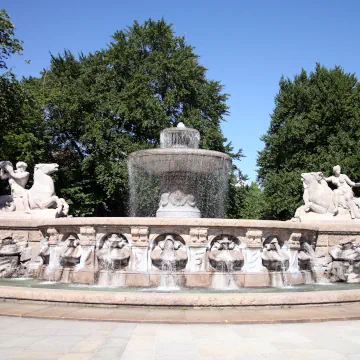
[1,278,360,293]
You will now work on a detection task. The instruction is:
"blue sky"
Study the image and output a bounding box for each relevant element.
[3,0,360,181]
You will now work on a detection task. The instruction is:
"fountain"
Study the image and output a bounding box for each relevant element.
[261,236,290,286]
[97,233,131,286]
[128,122,231,218]
[151,234,188,290]
[208,235,244,289]
[1,124,360,307]
[59,234,82,267]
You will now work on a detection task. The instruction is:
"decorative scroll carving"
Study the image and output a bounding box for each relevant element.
[131,226,149,246]
[79,226,96,246]
[189,228,208,245]
[245,230,263,247]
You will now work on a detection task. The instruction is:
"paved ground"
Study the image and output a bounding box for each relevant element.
[1,316,360,360]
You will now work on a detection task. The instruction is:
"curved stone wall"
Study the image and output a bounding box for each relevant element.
[0,218,359,287]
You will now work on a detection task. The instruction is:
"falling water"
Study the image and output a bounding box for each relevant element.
[97,245,127,287]
[280,260,289,287]
[303,242,328,283]
[76,247,91,271]
[279,244,289,287]
[158,260,180,291]
[128,123,231,217]
[211,260,239,290]
[160,123,200,149]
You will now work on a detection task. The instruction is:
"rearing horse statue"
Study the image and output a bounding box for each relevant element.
[28,163,69,217]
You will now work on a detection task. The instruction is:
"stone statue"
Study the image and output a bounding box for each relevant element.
[29,163,69,217]
[0,161,31,213]
[261,237,289,271]
[294,166,360,221]
[298,241,317,271]
[0,162,69,217]
[208,235,244,271]
[97,234,131,270]
[59,235,82,267]
[151,234,188,270]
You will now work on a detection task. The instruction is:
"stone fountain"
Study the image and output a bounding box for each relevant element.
[128,122,231,218]
[2,126,360,293]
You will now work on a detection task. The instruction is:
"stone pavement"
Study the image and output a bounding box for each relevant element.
[1,316,360,360]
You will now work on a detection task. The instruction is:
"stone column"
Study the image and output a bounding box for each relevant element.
[244,230,269,287]
[186,227,209,288]
[72,226,96,284]
[129,226,150,287]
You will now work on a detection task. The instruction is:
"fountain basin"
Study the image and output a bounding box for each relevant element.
[128,124,232,218]
[1,280,360,308]
[128,148,231,175]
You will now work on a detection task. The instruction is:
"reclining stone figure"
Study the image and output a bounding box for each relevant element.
[294,166,360,221]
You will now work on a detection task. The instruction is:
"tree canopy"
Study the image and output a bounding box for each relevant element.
[0,9,48,198]
[0,9,23,70]
[1,17,244,216]
[257,64,360,220]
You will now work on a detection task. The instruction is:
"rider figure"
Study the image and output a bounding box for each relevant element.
[3,162,31,213]
[322,165,360,219]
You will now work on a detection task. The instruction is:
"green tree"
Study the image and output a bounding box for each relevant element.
[25,19,243,216]
[240,182,265,219]
[0,9,23,69]
[257,64,360,220]
[0,10,48,194]
[226,170,248,219]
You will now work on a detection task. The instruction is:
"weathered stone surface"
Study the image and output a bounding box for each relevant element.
[327,239,360,283]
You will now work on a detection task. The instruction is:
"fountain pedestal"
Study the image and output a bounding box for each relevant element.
[156,190,200,218]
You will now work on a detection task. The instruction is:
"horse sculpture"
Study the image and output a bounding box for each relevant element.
[28,164,69,217]
[294,172,360,220]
